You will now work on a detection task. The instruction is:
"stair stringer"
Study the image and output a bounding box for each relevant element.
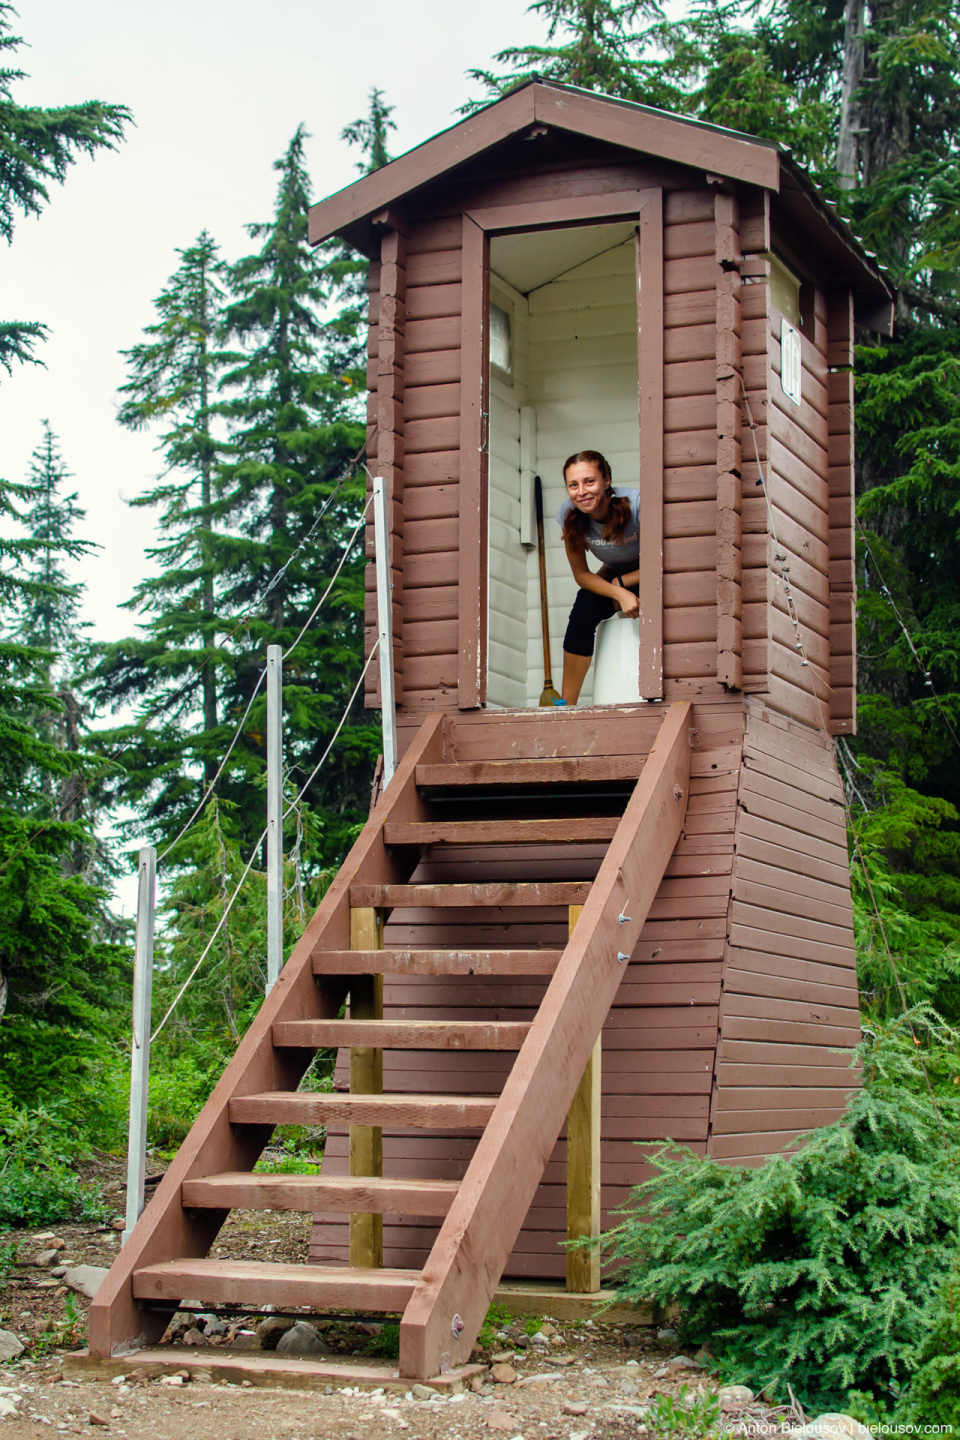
[87,713,445,1359]
[398,700,693,1378]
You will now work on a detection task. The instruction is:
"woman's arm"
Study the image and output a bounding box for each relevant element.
[563,537,640,616]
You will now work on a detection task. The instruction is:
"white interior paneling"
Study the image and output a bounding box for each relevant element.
[487,227,639,709]
[486,279,530,710]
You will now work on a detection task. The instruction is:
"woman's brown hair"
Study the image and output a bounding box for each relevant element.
[561,450,632,552]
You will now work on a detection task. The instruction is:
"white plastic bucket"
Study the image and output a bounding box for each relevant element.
[592,614,642,704]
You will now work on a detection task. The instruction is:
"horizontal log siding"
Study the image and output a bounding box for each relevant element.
[364,260,383,709]
[741,270,833,729]
[662,190,723,696]
[708,700,860,1163]
[827,288,856,734]
[738,275,772,699]
[310,700,741,1279]
[369,218,464,710]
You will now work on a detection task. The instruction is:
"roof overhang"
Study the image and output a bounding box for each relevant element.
[308,81,780,249]
[308,79,893,328]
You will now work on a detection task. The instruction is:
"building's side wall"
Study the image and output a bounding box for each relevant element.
[744,252,833,729]
[709,699,861,1163]
[365,217,465,710]
[660,188,724,698]
[827,288,857,735]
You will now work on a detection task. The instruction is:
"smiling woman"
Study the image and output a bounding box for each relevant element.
[557,449,640,704]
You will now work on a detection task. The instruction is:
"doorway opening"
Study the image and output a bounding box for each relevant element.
[486,223,640,709]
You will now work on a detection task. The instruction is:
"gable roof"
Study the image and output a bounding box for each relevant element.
[308,80,779,246]
[308,79,892,321]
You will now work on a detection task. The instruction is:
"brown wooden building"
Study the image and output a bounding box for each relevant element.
[87,83,893,1382]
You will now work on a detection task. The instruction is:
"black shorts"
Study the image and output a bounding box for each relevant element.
[563,583,639,657]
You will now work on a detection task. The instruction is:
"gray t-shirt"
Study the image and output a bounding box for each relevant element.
[557,488,640,575]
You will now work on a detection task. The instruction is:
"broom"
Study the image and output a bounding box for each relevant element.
[534,474,562,706]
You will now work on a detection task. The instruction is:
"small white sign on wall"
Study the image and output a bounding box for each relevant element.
[781,319,802,406]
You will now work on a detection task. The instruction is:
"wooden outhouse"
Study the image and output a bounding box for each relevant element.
[88,82,893,1382]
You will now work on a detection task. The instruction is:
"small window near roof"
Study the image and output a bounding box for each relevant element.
[769,256,801,328]
[490,302,512,375]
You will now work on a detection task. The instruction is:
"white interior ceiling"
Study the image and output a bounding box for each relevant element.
[490,222,636,295]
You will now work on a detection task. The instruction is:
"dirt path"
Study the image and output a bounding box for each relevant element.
[1,1170,801,1439]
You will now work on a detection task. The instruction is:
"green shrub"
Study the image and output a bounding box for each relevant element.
[601,1009,960,1415]
[0,1097,110,1226]
[147,1050,223,1151]
[477,1302,513,1349]
[365,1321,400,1359]
[645,1385,722,1438]
[896,1250,960,1424]
[0,1018,128,1151]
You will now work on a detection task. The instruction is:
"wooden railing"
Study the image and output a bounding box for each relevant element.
[398,701,692,1378]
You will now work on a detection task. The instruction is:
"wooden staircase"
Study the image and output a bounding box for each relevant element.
[89,702,691,1378]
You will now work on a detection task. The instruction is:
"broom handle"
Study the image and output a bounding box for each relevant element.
[534,476,553,684]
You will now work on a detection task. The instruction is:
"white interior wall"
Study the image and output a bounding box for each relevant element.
[526,237,639,707]
[486,227,639,710]
[487,279,529,710]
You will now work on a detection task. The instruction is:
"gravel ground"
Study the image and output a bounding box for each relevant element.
[0,1156,804,1438]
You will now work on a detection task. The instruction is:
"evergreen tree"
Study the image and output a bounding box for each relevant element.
[341,88,396,173]
[475,0,960,1021]
[0,2,130,372]
[90,233,232,801]
[12,422,93,862]
[467,0,677,107]
[93,128,379,876]
[0,429,123,1099]
[212,124,376,866]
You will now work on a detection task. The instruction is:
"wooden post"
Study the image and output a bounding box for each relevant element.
[565,903,602,1293]
[349,907,384,1268]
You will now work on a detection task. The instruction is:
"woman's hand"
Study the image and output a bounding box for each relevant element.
[615,587,640,617]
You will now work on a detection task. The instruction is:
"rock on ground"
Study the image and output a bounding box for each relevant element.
[274,1320,332,1357]
[719,1384,755,1407]
[788,1416,873,1440]
[62,1265,109,1300]
[0,1332,23,1362]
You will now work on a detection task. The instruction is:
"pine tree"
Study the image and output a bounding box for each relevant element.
[93,129,378,873]
[90,234,232,802]
[212,124,376,866]
[0,2,130,372]
[467,0,677,107]
[0,428,123,1082]
[341,88,396,173]
[12,422,95,867]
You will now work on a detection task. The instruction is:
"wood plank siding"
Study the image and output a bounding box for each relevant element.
[366,216,464,710]
[708,699,860,1163]
[362,145,857,723]
[826,287,857,734]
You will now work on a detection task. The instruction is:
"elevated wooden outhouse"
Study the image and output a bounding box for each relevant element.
[87,84,893,1382]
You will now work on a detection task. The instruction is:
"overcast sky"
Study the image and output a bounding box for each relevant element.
[2,0,550,642]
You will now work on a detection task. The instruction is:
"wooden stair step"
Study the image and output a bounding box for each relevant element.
[229,1091,497,1128]
[133,1259,418,1311]
[313,949,565,977]
[181,1172,460,1217]
[349,881,592,909]
[415,757,644,787]
[384,818,620,846]
[273,1019,532,1049]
